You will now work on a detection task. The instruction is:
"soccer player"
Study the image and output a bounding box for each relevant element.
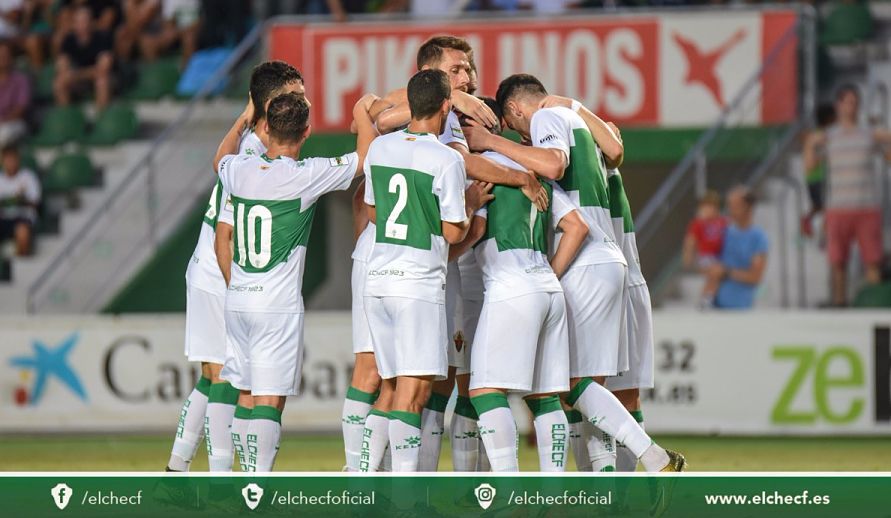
[166,61,303,473]
[467,114,591,472]
[212,91,373,472]
[464,74,685,473]
[361,69,492,472]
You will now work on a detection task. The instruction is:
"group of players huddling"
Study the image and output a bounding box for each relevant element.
[164,35,686,480]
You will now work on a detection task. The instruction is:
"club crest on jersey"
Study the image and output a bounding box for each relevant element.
[453,331,465,352]
[451,126,465,139]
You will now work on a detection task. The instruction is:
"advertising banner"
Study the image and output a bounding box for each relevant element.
[2,311,888,435]
[267,10,797,131]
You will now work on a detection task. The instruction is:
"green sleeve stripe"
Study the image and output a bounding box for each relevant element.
[471,392,510,416]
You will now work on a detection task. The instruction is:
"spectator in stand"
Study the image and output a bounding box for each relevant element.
[138,0,200,68]
[804,84,891,306]
[683,190,726,270]
[704,186,768,310]
[20,0,55,69]
[800,103,836,239]
[53,5,114,110]
[0,1,22,42]
[53,0,121,56]
[0,144,40,256]
[115,0,160,62]
[0,41,30,147]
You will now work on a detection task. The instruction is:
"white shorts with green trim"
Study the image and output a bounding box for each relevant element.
[606,283,655,391]
[221,310,304,396]
[364,295,448,380]
[184,284,227,364]
[351,259,374,354]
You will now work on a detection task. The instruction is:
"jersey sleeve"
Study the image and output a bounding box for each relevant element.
[439,111,468,152]
[303,152,359,199]
[550,182,578,229]
[754,229,769,256]
[22,170,41,204]
[531,109,571,163]
[218,186,234,226]
[362,154,375,206]
[475,204,488,219]
[433,155,468,223]
[217,154,237,193]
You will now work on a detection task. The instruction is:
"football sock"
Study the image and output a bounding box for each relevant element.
[168,376,211,472]
[418,392,448,471]
[342,386,377,471]
[587,426,617,472]
[380,445,392,472]
[389,410,423,472]
[526,396,569,472]
[616,410,644,472]
[205,381,239,472]
[477,439,491,471]
[567,378,668,471]
[451,396,480,471]
[360,409,390,472]
[566,409,592,471]
[231,405,252,471]
[246,405,281,472]
[472,393,518,472]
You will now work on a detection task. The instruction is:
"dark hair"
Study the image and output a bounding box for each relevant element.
[416,35,472,70]
[496,74,547,113]
[407,70,451,120]
[816,103,836,128]
[835,83,859,102]
[266,92,310,143]
[249,61,304,125]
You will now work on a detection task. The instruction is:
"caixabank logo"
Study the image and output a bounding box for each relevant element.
[8,333,87,406]
[772,327,891,425]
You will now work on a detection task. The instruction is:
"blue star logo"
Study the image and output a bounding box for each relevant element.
[8,333,87,404]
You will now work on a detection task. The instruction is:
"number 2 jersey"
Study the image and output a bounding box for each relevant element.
[186,130,265,296]
[363,129,468,305]
[218,151,358,312]
[531,106,625,267]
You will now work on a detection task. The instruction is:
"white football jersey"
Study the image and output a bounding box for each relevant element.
[607,169,646,287]
[351,222,376,262]
[531,107,625,267]
[364,129,467,304]
[186,130,266,295]
[218,151,358,312]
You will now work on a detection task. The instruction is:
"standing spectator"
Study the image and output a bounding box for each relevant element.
[53,5,114,110]
[138,0,200,69]
[0,41,30,147]
[0,145,40,256]
[803,84,891,306]
[800,103,835,238]
[704,186,768,309]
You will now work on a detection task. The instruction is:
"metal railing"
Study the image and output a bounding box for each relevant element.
[26,24,265,313]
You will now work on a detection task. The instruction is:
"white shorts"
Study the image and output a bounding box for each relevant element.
[351,259,374,354]
[221,311,304,396]
[365,296,448,380]
[562,262,628,378]
[184,284,227,364]
[470,292,570,395]
[606,284,655,391]
[446,262,464,369]
[455,296,482,376]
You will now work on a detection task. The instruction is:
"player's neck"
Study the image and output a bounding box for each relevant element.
[265,142,301,161]
[407,116,441,136]
[253,119,269,146]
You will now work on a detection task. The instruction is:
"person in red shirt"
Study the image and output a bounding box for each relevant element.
[683,190,728,307]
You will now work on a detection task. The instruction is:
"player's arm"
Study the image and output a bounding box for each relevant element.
[353,179,370,243]
[722,253,767,285]
[802,130,826,172]
[451,144,548,211]
[215,222,233,286]
[448,212,486,261]
[539,95,624,168]
[213,96,254,173]
[442,180,493,244]
[353,93,380,178]
[464,119,567,181]
[550,210,588,279]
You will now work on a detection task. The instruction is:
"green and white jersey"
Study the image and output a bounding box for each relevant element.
[531,106,625,268]
[351,222,376,262]
[186,130,266,295]
[364,129,467,304]
[218,150,358,312]
[473,151,576,302]
[607,169,646,287]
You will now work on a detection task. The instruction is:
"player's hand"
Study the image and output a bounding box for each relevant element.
[607,121,622,143]
[452,90,498,129]
[520,173,549,212]
[538,95,574,110]
[465,181,495,213]
[242,93,255,124]
[462,119,492,152]
[352,93,380,130]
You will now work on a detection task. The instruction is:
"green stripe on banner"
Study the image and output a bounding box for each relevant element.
[525,396,563,417]
[346,386,378,405]
[208,382,240,405]
[425,392,449,413]
[4,474,889,515]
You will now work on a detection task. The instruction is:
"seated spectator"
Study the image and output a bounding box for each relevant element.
[800,103,835,238]
[20,0,55,69]
[53,0,121,56]
[0,145,40,256]
[53,5,114,110]
[683,190,726,271]
[139,0,200,69]
[115,0,160,62]
[704,186,768,310]
[0,0,22,42]
[803,84,891,306]
[0,41,30,147]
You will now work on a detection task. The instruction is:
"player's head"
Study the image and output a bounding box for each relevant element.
[249,61,305,126]
[834,83,859,123]
[496,74,548,139]
[264,92,311,148]
[407,69,452,134]
[417,36,472,92]
[697,190,721,219]
[466,59,478,96]
[460,96,502,135]
[726,185,755,223]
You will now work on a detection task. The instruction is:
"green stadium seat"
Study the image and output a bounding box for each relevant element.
[31,106,86,147]
[127,58,180,101]
[85,104,139,146]
[852,283,891,308]
[43,152,94,193]
[820,1,874,46]
[34,63,55,102]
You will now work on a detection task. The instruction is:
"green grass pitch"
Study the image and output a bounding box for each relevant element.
[2,435,890,471]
